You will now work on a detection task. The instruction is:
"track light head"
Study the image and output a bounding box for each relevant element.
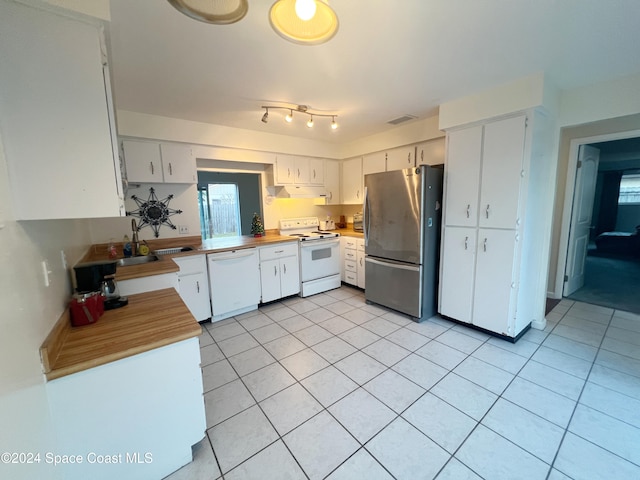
[307,115,314,128]
[261,109,269,123]
[331,116,338,130]
[285,110,293,123]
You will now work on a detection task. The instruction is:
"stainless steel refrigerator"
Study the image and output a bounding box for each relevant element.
[364,165,443,321]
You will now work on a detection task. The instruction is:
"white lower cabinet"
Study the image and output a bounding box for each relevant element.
[46,338,205,480]
[342,237,365,289]
[174,255,211,322]
[259,243,300,303]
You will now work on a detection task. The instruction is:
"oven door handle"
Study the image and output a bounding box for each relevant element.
[299,239,339,249]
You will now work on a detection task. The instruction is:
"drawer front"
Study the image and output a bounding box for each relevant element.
[343,239,357,249]
[357,239,365,252]
[344,249,357,261]
[259,243,298,261]
[344,271,357,285]
[344,260,357,273]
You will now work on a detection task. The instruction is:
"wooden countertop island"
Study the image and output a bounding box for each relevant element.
[41,288,201,380]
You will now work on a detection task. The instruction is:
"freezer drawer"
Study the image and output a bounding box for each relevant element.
[365,256,422,318]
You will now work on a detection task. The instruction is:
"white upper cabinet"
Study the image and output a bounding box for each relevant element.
[0,1,124,220]
[443,126,483,227]
[273,155,324,186]
[386,146,415,171]
[160,143,198,183]
[362,152,386,176]
[341,157,363,205]
[323,160,340,204]
[417,138,446,166]
[478,116,526,229]
[122,140,196,184]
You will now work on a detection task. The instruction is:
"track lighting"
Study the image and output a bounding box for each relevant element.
[260,105,338,130]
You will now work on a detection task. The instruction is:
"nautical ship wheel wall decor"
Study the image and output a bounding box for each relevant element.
[127,187,183,238]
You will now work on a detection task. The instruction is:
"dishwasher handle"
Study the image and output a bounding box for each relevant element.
[208,249,256,261]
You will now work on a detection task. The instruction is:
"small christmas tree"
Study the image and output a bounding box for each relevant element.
[251,213,265,237]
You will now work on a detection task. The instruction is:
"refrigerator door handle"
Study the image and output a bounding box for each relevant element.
[366,256,420,272]
[363,186,370,247]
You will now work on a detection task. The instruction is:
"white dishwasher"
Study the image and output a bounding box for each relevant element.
[207,248,261,322]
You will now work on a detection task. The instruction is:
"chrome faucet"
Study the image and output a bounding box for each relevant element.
[131,218,139,256]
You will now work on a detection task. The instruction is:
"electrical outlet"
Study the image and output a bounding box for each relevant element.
[178,225,189,235]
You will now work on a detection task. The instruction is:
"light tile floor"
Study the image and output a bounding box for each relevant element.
[165,286,640,480]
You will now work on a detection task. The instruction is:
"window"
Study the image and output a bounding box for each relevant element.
[198,183,241,239]
[618,174,640,205]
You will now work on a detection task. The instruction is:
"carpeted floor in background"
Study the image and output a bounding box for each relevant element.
[567,253,640,314]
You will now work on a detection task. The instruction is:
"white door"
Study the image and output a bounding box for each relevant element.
[161,144,196,183]
[564,145,601,296]
[280,256,301,297]
[260,259,281,303]
[439,227,477,323]
[444,126,482,227]
[178,272,211,321]
[472,229,518,335]
[479,115,526,229]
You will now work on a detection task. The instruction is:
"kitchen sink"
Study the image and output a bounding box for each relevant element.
[117,255,161,267]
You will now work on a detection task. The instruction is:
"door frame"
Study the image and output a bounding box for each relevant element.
[554,128,640,299]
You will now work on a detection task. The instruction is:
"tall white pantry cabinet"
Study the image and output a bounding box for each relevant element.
[438,111,554,340]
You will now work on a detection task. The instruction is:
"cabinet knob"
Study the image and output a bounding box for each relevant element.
[483,238,488,252]
[274,265,277,276]
[407,153,411,163]
[196,281,200,293]
[150,161,154,175]
[313,169,316,179]
[283,264,287,274]
[485,204,490,219]
[169,162,173,175]
[466,204,471,218]
[464,236,469,250]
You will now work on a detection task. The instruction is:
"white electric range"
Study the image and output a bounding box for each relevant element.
[279,217,341,297]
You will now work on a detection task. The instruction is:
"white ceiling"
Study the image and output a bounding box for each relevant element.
[107,0,640,144]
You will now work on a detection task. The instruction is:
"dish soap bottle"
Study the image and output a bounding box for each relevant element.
[123,234,132,258]
[107,238,117,259]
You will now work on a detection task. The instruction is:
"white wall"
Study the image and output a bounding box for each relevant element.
[89,183,201,243]
[0,126,92,480]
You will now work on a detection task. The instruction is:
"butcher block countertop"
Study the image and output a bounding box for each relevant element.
[82,232,299,281]
[40,288,201,381]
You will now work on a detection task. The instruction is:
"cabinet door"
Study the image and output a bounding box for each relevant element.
[161,144,197,183]
[123,140,163,183]
[472,229,517,335]
[479,116,526,229]
[178,272,211,321]
[363,152,386,176]
[275,155,295,184]
[439,227,476,323]
[417,138,445,166]
[356,250,366,289]
[280,256,300,297]
[294,157,310,184]
[260,259,281,303]
[324,160,340,204]
[0,2,124,219]
[444,126,482,227]
[309,158,324,185]
[386,146,415,171]
[342,157,363,205]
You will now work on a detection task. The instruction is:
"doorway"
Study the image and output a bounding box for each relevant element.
[562,136,640,314]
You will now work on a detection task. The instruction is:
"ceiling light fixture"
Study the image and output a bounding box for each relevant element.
[167,0,249,25]
[261,105,338,130]
[269,0,339,45]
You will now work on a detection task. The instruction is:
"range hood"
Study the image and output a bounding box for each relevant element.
[272,185,329,199]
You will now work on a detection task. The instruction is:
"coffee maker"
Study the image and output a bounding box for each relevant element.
[73,260,128,310]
